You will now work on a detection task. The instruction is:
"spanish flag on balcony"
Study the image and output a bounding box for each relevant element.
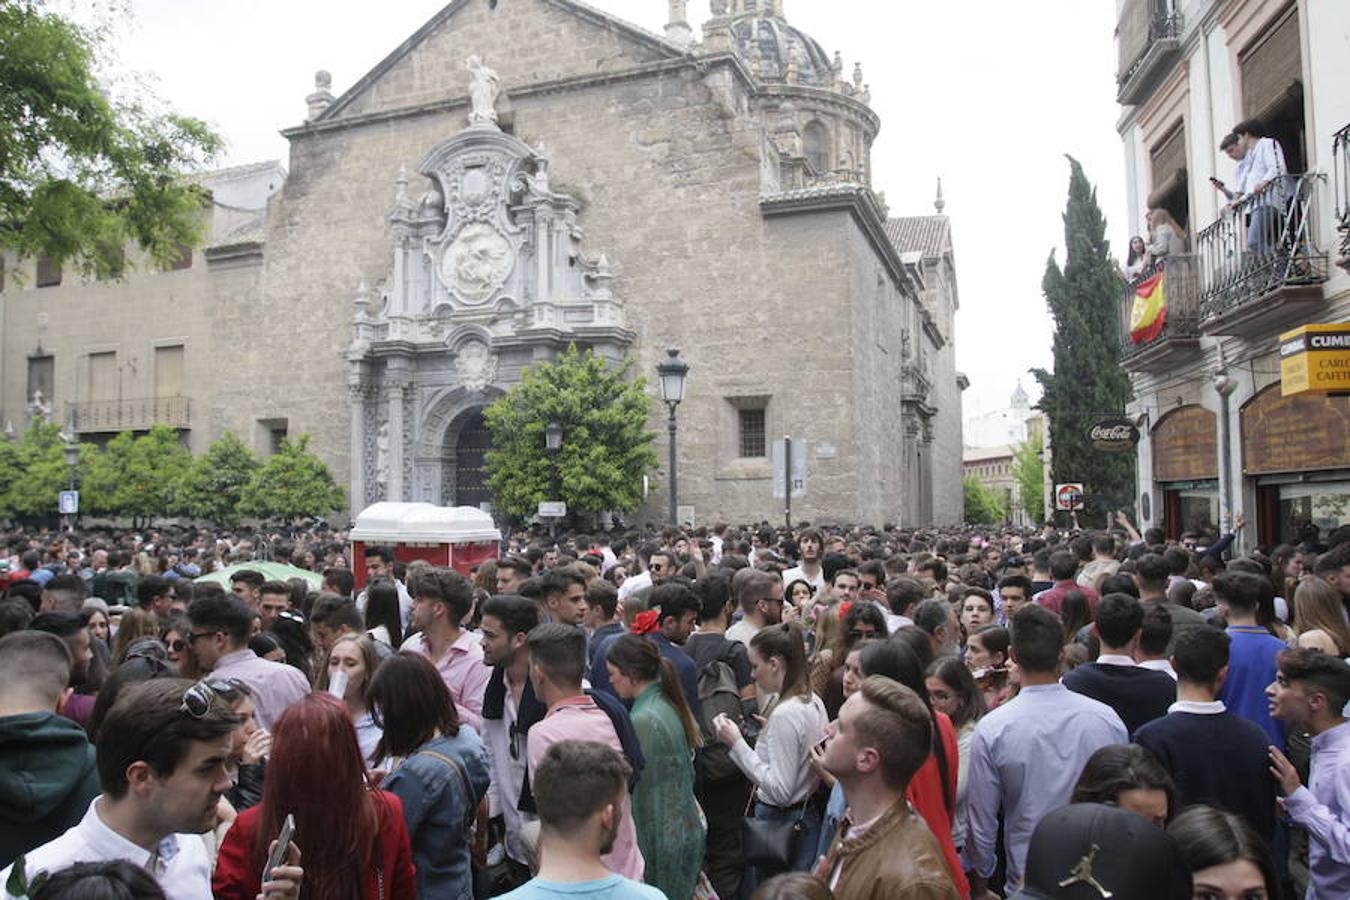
[1129,269,1167,344]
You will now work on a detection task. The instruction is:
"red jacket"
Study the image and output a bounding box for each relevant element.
[213,790,416,900]
[905,711,970,899]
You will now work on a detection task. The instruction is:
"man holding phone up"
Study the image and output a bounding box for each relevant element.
[1,680,303,900]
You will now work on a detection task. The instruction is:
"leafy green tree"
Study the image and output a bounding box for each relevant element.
[1031,157,1136,523]
[82,425,191,526]
[963,476,1007,525]
[179,432,260,525]
[1011,430,1046,525]
[0,2,222,279]
[238,435,345,522]
[2,419,72,521]
[483,344,658,520]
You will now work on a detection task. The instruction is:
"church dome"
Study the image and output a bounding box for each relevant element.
[730,12,833,86]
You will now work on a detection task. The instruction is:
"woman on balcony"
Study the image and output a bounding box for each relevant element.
[1122,235,1149,281]
[1145,208,1186,267]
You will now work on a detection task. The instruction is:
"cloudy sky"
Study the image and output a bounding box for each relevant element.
[96,0,1127,431]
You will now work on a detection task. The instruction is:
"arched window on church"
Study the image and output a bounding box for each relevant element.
[803,120,830,174]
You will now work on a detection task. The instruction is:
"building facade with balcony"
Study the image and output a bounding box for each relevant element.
[1114,0,1350,548]
[0,162,287,451]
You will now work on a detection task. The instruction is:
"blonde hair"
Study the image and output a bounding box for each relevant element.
[1294,578,1350,655]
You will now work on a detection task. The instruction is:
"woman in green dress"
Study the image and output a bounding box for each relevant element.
[606,632,706,900]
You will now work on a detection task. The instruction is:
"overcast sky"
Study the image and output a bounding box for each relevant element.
[97,0,1127,431]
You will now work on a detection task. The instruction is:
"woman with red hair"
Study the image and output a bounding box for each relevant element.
[213,693,416,900]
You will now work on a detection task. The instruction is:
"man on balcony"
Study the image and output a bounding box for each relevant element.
[1218,121,1288,257]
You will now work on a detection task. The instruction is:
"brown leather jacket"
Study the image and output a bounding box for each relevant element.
[822,799,960,900]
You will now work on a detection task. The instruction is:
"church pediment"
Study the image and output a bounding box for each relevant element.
[320,0,684,123]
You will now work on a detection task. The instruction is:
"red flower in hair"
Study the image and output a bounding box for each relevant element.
[632,610,661,635]
[838,602,853,620]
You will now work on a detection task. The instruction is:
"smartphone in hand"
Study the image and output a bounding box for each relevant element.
[262,813,295,882]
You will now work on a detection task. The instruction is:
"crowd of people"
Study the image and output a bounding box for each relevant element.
[0,513,1347,900]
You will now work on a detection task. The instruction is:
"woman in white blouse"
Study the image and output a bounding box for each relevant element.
[713,622,827,887]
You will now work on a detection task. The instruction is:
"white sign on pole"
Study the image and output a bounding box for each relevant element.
[771,439,808,499]
[538,501,567,518]
[58,491,79,515]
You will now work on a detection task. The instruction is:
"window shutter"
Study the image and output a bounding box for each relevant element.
[1241,7,1300,120]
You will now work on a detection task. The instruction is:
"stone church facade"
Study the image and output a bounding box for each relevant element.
[0,0,965,527]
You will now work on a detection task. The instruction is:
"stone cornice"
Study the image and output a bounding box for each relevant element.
[756,83,880,139]
[760,184,916,297]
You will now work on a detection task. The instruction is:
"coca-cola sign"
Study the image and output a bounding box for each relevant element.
[1089,417,1140,453]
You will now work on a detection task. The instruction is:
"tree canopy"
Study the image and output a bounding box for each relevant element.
[1011,429,1045,526]
[1031,157,1136,523]
[0,2,221,279]
[483,344,658,520]
[0,425,342,526]
[963,476,1007,526]
[237,435,346,523]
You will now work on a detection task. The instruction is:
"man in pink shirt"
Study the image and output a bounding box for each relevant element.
[1032,550,1099,616]
[401,567,489,732]
[525,623,644,882]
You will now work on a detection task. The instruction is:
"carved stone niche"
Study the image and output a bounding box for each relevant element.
[374,126,630,345]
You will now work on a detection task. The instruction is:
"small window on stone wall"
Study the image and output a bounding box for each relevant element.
[739,408,767,458]
[36,256,61,287]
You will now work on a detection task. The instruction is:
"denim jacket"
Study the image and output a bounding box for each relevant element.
[383,728,491,900]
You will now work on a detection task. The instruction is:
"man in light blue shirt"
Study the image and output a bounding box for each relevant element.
[1266,648,1350,900]
[502,740,663,900]
[961,605,1128,897]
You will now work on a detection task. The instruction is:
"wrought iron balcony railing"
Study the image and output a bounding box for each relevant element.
[1334,123,1350,270]
[1117,0,1183,103]
[67,396,192,433]
[1196,173,1329,328]
[1118,254,1201,372]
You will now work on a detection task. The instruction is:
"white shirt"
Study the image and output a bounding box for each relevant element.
[1095,654,1137,668]
[1167,699,1226,715]
[725,618,761,647]
[481,670,536,865]
[1139,658,1178,680]
[2,798,212,900]
[729,693,828,807]
[781,565,826,596]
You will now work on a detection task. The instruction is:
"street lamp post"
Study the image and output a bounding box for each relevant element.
[545,420,563,539]
[62,441,79,532]
[655,348,689,526]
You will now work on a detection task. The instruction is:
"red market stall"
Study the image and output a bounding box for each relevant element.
[349,502,500,589]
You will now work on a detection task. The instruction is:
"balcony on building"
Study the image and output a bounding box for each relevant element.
[66,396,192,434]
[1119,255,1201,373]
[1335,122,1350,273]
[1116,0,1182,105]
[1195,174,1329,339]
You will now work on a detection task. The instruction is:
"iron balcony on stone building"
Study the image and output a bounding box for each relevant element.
[1116,0,1184,105]
[1335,122,1350,273]
[66,397,192,434]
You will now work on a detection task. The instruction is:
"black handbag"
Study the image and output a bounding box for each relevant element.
[740,795,807,870]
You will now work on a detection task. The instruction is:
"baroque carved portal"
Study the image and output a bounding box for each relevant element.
[345,87,634,507]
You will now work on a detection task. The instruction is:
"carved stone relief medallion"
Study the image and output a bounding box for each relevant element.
[441,222,515,304]
[454,339,498,391]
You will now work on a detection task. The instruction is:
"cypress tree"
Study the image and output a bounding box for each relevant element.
[1031,157,1135,523]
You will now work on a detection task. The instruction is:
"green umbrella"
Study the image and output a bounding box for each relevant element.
[195,561,323,590]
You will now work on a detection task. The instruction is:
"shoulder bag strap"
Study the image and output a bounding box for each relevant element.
[415,748,478,834]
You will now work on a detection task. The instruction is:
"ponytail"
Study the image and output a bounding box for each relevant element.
[607,634,703,751]
[657,657,704,751]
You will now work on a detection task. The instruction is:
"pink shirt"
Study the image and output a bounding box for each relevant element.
[210,649,311,731]
[402,630,490,733]
[526,696,645,882]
